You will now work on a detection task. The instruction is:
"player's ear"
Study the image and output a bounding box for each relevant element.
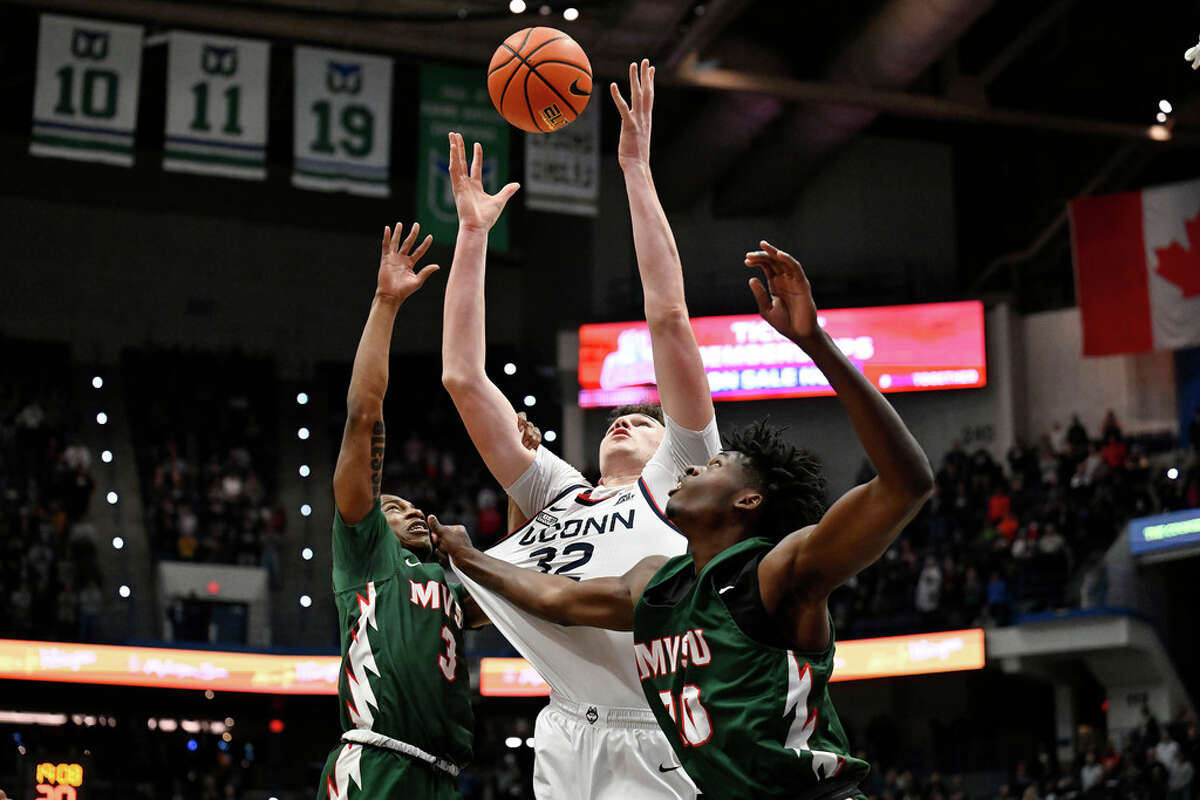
[733,489,762,512]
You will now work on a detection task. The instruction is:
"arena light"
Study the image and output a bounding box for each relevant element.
[1149,124,1172,142]
[0,711,68,726]
[101,450,113,463]
[269,719,285,733]
[544,430,557,442]
[299,594,312,608]
[186,739,198,752]
[300,504,312,517]
[525,737,535,748]
[523,394,536,407]
[504,736,521,748]
[538,4,551,15]
[299,464,311,478]
[118,585,131,598]
[563,6,579,20]
[296,392,309,405]
[106,492,119,505]
[96,412,108,425]
[297,426,310,440]
[111,536,124,550]
[91,376,103,389]
[1159,99,1173,114]
[1157,111,1168,123]
[222,732,232,743]
[509,0,525,12]
[1167,467,1179,480]
[504,362,517,375]
[301,547,314,561]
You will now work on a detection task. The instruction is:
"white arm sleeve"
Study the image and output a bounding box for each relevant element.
[641,413,721,506]
[504,445,591,518]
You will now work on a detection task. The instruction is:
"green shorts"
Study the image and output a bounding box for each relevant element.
[317,741,461,799]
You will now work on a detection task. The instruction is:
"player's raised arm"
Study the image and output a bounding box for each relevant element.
[430,516,663,631]
[333,223,439,525]
[611,60,713,431]
[747,243,933,642]
[440,132,534,488]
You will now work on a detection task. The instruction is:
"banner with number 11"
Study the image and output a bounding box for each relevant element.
[165,31,270,180]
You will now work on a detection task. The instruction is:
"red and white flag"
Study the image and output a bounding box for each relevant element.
[1069,176,1200,355]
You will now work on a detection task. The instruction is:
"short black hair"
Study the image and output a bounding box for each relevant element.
[721,420,826,541]
[607,403,665,426]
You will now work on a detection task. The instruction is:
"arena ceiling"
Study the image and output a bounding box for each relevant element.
[6,0,1200,305]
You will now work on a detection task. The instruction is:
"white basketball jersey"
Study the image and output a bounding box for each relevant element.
[454,416,720,708]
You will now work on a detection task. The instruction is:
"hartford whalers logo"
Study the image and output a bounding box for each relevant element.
[326,61,363,94]
[201,45,238,76]
[427,144,497,224]
[71,29,109,60]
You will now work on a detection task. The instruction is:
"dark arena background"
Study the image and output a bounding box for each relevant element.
[2,1,1200,798]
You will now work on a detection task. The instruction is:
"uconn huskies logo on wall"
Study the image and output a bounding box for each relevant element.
[201,45,238,76]
[71,28,109,60]
[326,61,363,94]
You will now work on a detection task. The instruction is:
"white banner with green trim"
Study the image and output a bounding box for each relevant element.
[164,31,270,180]
[524,99,599,216]
[30,14,144,167]
[292,46,392,196]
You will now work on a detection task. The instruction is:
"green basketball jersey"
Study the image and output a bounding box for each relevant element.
[633,537,869,800]
[324,499,472,796]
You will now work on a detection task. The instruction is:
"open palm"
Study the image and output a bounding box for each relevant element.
[745,241,820,342]
[377,222,438,302]
[449,132,520,232]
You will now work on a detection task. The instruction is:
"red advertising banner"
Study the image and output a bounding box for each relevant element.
[480,628,986,697]
[578,300,986,407]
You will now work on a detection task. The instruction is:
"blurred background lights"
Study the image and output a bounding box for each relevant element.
[101,449,113,463]
[106,491,119,504]
[299,594,312,608]
[112,536,124,550]
[563,6,579,20]
[1167,467,1179,480]
[1159,99,1172,114]
[118,585,131,598]
[505,736,521,748]
[509,0,525,12]
[296,391,309,405]
[504,362,517,375]
[299,464,311,477]
[96,412,108,425]
[297,426,310,440]
[302,547,314,560]
[91,375,103,388]
[523,395,536,407]
[300,503,312,517]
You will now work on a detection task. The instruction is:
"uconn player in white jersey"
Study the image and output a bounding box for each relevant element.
[441,60,716,799]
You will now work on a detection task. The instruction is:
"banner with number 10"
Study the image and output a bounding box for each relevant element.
[292,46,392,197]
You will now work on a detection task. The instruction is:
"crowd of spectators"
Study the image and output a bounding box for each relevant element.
[0,341,105,642]
[124,349,284,569]
[832,411,1197,638]
[862,711,1198,800]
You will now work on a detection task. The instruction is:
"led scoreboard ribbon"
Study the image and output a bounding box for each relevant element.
[32,760,85,800]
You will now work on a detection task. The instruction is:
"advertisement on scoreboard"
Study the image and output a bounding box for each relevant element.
[578,300,986,408]
[480,628,986,696]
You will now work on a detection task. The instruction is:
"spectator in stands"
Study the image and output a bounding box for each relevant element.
[1101,410,1122,441]
[1100,432,1127,472]
[1067,415,1089,457]
[1080,749,1103,794]
[915,556,942,624]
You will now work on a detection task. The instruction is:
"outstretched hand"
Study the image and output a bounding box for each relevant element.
[377,222,438,303]
[448,132,520,233]
[428,515,474,559]
[517,412,542,451]
[745,241,821,343]
[610,59,655,170]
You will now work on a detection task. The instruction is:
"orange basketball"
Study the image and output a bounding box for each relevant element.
[487,27,592,134]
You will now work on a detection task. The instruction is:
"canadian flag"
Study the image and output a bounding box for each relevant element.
[1069,177,1200,356]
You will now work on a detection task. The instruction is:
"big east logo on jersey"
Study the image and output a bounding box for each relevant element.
[409,580,464,628]
[634,629,712,679]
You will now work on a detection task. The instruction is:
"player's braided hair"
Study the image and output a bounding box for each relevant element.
[721,420,826,542]
[607,403,665,426]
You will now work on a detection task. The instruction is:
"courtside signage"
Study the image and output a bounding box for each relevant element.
[0,639,339,694]
[577,300,986,408]
[480,628,986,696]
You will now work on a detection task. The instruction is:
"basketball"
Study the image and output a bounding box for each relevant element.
[487,27,592,134]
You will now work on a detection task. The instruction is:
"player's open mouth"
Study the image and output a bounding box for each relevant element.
[407,521,428,533]
[610,429,629,439]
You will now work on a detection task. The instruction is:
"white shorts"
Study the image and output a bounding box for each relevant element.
[532,695,699,800]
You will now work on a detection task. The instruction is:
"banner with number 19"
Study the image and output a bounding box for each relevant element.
[292,46,392,197]
[165,31,270,180]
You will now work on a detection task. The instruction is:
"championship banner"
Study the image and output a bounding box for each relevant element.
[524,99,599,216]
[30,14,143,167]
[292,46,392,196]
[417,64,511,251]
[164,32,270,180]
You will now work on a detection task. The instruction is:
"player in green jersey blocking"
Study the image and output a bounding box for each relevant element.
[429,242,934,800]
[317,222,489,800]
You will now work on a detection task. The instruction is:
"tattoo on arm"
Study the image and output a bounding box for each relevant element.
[370,420,385,501]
